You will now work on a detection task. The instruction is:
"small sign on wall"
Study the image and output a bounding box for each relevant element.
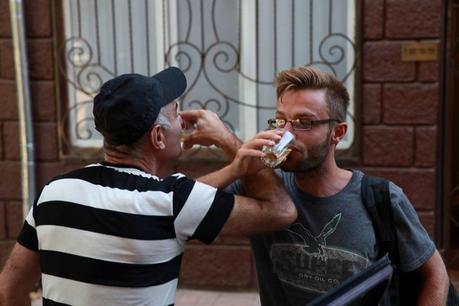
[401,43,438,62]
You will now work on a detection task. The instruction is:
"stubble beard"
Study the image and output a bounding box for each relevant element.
[281,132,331,175]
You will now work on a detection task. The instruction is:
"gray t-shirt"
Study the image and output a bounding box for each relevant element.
[228,170,435,306]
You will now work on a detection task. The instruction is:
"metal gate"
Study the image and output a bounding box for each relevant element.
[53,0,358,155]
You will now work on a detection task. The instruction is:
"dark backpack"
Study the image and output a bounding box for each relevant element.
[307,255,393,306]
[361,175,458,306]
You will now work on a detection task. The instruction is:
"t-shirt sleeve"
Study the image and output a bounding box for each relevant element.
[172,175,234,244]
[389,182,436,272]
[17,207,39,252]
[224,179,245,195]
[224,169,284,195]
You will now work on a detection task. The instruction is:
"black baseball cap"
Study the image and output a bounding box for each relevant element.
[93,67,187,145]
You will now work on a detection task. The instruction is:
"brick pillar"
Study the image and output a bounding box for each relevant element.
[362,0,442,239]
[0,0,59,271]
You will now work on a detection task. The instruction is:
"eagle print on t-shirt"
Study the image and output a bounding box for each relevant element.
[270,213,370,294]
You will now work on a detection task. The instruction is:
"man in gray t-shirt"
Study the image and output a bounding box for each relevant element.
[180,65,449,305]
[229,170,436,305]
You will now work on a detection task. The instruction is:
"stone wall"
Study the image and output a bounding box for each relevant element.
[362,0,441,240]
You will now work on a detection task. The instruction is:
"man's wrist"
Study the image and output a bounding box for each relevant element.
[228,162,239,180]
[219,133,242,158]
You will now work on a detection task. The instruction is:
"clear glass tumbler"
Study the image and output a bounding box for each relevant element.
[260,131,295,168]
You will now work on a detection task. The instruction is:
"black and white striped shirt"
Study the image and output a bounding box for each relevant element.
[17,163,234,306]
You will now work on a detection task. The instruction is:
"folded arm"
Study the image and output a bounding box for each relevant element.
[220,168,297,237]
[181,109,296,236]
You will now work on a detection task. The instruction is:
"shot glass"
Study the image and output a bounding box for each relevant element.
[180,122,196,149]
[260,131,295,168]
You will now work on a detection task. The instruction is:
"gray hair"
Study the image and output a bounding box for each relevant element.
[154,106,172,128]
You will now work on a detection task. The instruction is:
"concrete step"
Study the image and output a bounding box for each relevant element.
[30,289,261,306]
[176,289,260,306]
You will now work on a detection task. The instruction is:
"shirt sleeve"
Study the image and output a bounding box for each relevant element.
[389,182,436,272]
[17,207,39,252]
[225,169,284,195]
[224,179,245,195]
[172,175,234,244]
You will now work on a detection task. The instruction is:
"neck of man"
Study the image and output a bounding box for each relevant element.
[104,146,159,175]
[294,153,352,198]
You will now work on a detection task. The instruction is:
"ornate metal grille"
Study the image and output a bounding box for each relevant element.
[57,0,357,153]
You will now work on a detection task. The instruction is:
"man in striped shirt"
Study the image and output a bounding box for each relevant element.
[0,67,296,306]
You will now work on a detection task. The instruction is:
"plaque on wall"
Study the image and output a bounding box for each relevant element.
[401,43,438,62]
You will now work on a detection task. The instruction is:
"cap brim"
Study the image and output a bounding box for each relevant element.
[153,66,187,106]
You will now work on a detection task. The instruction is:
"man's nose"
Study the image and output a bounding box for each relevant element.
[284,121,294,133]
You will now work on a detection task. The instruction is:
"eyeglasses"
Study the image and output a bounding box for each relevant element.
[267,118,340,131]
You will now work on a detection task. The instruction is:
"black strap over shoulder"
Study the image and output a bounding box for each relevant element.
[361,175,404,305]
[361,175,459,306]
[360,175,399,263]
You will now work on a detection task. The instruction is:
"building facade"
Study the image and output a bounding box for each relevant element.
[0,0,457,290]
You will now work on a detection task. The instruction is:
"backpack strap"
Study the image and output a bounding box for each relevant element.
[361,175,399,263]
[361,175,402,305]
[361,175,459,305]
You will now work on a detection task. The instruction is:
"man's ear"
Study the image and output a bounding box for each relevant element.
[331,121,348,145]
[149,125,166,150]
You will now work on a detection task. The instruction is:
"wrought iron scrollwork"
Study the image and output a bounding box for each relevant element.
[166,42,202,97]
[59,100,99,149]
[58,0,357,156]
[59,35,115,147]
[318,34,356,83]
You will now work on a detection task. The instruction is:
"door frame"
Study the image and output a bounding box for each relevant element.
[440,0,459,265]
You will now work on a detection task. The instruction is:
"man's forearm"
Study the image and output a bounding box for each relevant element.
[219,131,291,213]
[197,165,237,189]
[418,274,449,306]
[242,169,282,200]
[196,133,241,188]
[0,244,41,306]
[417,251,450,306]
[242,168,297,226]
[218,133,242,160]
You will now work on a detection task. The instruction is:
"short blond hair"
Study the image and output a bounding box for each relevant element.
[275,66,349,122]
